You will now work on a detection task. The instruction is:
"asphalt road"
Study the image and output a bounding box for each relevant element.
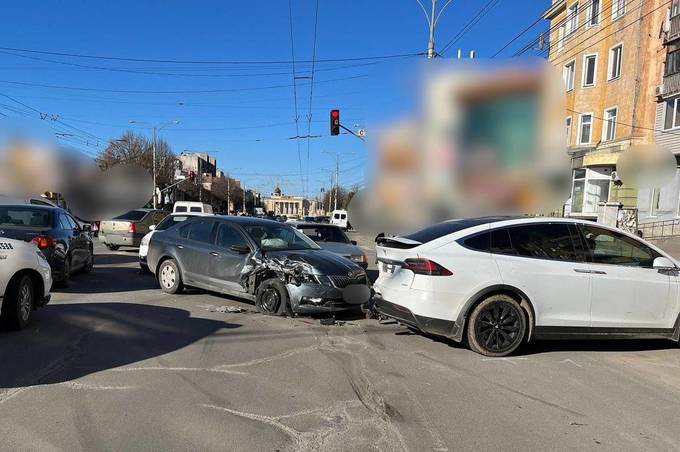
[2,238,680,451]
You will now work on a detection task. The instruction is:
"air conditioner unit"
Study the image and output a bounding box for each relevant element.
[656,85,664,97]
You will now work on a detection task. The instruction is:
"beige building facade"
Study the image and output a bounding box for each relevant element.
[263,187,307,216]
[544,0,667,219]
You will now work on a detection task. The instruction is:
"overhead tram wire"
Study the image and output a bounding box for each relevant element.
[0,45,424,65]
[288,0,304,193]
[438,0,502,56]
[305,0,320,198]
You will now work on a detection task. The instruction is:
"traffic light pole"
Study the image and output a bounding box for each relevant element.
[339,124,365,141]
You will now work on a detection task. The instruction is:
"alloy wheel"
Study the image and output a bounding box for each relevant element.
[475,302,522,354]
[19,281,32,322]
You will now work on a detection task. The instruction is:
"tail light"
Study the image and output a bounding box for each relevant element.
[31,236,55,250]
[403,258,452,276]
[127,222,136,234]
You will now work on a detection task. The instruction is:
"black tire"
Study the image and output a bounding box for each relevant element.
[158,259,183,294]
[106,244,120,251]
[466,294,527,357]
[255,278,291,316]
[57,257,71,288]
[82,249,94,274]
[1,275,34,330]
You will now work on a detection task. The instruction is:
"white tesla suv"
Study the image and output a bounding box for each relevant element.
[373,217,680,356]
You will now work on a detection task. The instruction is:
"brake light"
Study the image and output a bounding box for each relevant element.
[403,258,452,276]
[127,222,136,234]
[31,236,55,250]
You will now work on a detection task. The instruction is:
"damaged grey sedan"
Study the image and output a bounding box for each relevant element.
[146,216,371,315]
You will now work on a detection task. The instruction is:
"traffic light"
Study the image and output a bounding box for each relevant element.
[330,109,340,136]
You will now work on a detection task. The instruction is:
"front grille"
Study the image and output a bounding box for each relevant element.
[329,274,367,288]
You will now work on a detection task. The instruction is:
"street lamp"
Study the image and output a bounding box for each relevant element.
[129,120,180,208]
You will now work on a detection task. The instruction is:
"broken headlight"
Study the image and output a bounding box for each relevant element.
[297,272,319,284]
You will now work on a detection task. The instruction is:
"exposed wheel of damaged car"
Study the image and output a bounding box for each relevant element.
[256,278,291,316]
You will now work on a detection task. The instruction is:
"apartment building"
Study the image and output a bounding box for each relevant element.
[544,0,666,220]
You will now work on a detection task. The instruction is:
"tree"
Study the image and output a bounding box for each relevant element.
[98,131,176,189]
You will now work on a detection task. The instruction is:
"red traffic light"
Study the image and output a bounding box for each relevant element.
[330,109,340,136]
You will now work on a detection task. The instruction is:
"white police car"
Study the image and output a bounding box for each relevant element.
[0,238,52,329]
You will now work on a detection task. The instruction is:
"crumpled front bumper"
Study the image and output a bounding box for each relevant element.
[287,282,370,314]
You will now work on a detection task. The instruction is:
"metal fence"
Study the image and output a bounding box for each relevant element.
[637,218,680,240]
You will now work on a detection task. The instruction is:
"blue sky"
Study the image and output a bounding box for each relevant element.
[0,0,549,197]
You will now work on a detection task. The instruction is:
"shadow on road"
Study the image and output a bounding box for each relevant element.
[0,302,239,389]
[94,253,141,266]
[56,264,158,294]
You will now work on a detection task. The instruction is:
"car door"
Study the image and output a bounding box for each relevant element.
[579,224,677,329]
[65,213,88,268]
[206,222,252,293]
[491,223,592,327]
[177,218,217,287]
[57,212,81,268]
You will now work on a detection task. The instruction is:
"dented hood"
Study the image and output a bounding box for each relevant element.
[265,249,361,275]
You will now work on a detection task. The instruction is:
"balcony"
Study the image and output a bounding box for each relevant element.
[663,72,680,98]
[665,15,680,43]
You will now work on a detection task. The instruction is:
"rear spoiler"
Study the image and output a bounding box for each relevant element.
[375,235,422,249]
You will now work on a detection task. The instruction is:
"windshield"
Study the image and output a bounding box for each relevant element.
[244,223,320,251]
[155,214,194,231]
[0,206,52,228]
[299,225,349,243]
[113,210,147,221]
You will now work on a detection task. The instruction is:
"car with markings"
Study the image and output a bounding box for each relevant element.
[99,209,167,250]
[147,216,370,316]
[373,216,680,356]
[0,237,52,329]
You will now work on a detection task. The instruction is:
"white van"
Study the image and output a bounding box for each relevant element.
[330,209,349,229]
[172,201,213,214]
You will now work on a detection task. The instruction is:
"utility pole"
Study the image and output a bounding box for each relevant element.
[416,0,455,59]
[152,127,157,209]
[227,175,230,215]
[242,184,246,215]
[334,154,339,211]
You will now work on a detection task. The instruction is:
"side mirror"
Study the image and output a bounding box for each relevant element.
[230,244,251,254]
[149,224,156,231]
[653,256,676,270]
[82,224,92,232]
[351,240,357,245]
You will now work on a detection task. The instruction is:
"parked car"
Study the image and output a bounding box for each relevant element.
[330,209,349,229]
[0,238,52,329]
[0,204,93,285]
[99,209,167,250]
[373,216,680,357]
[139,212,213,272]
[146,216,370,316]
[173,201,213,214]
[290,222,368,269]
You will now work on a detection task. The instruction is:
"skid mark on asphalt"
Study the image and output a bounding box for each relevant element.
[59,381,136,391]
[110,366,248,375]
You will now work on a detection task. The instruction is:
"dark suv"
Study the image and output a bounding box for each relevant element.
[146,216,370,316]
[0,204,94,285]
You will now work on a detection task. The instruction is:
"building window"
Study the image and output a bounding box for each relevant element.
[571,167,612,215]
[587,0,601,26]
[566,117,572,145]
[673,0,680,18]
[566,2,579,35]
[665,49,680,76]
[582,54,597,87]
[612,0,626,20]
[664,97,680,130]
[563,61,575,91]
[557,24,565,52]
[650,188,661,216]
[578,113,593,144]
[603,107,617,141]
[608,44,622,80]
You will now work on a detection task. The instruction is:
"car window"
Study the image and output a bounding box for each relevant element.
[114,210,147,221]
[341,214,346,219]
[175,206,188,213]
[299,226,349,243]
[188,219,216,244]
[65,214,79,230]
[508,224,582,262]
[0,206,52,228]
[462,228,515,255]
[580,225,660,267]
[216,224,248,248]
[244,224,320,251]
[178,223,190,239]
[58,213,72,230]
[190,207,202,213]
[157,215,191,231]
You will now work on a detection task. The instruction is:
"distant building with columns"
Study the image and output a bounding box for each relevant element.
[263,186,307,216]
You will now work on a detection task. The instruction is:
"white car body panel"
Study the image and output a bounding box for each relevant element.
[0,238,52,307]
